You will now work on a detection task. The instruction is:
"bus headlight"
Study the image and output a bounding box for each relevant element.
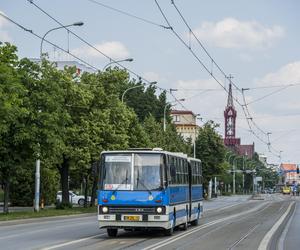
[102,206,108,213]
[156,207,163,214]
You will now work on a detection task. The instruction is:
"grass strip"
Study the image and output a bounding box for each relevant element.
[0,206,97,221]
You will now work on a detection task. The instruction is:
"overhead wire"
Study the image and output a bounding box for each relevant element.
[85,0,171,29]
[170,0,283,157]
[1,10,188,129]
[0,12,99,71]
[155,0,281,158]
[27,0,167,91]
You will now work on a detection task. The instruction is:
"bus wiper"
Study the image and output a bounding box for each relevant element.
[112,170,128,195]
[136,169,152,196]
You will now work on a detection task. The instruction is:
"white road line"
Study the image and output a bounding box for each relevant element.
[258,201,295,250]
[205,202,244,212]
[142,202,267,250]
[277,202,297,250]
[40,233,106,250]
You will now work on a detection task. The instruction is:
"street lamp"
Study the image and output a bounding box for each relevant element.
[103,58,134,71]
[121,81,157,103]
[40,21,84,59]
[163,99,185,132]
[228,154,237,194]
[35,22,83,213]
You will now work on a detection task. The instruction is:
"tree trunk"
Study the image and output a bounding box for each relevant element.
[90,162,98,207]
[90,174,98,207]
[84,175,88,208]
[3,179,10,214]
[60,156,70,206]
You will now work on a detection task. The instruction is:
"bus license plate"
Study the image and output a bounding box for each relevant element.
[124,216,140,221]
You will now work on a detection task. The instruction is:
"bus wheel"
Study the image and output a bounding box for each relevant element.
[191,214,200,226]
[164,217,175,236]
[107,228,118,237]
[181,216,188,231]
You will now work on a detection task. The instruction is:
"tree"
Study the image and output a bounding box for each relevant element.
[195,121,226,190]
[0,43,29,212]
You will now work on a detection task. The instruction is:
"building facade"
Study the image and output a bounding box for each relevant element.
[280,163,300,185]
[170,110,199,143]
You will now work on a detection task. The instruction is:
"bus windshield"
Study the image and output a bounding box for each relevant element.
[103,154,132,191]
[102,153,163,191]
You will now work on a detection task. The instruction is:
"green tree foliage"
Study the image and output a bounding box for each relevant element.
[0,43,193,211]
[195,121,226,189]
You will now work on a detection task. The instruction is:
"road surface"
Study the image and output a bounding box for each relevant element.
[0,194,298,250]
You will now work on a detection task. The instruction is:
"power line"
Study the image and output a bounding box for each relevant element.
[1,9,188,130]
[169,1,282,152]
[246,85,291,105]
[85,0,171,29]
[0,12,99,71]
[154,0,282,157]
[27,0,165,90]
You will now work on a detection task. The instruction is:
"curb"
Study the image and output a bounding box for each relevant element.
[0,212,96,227]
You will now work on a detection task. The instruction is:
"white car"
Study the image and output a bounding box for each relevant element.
[56,191,91,206]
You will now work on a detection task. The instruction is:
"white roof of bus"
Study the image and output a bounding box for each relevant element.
[101,150,189,159]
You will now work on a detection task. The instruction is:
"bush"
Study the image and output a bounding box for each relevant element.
[55,201,73,209]
[221,192,232,196]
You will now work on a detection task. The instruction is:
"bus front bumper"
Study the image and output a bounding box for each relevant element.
[98,214,171,229]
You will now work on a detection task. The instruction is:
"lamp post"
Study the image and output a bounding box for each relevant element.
[121,81,157,103]
[103,58,134,71]
[163,99,185,132]
[228,154,237,194]
[40,21,84,59]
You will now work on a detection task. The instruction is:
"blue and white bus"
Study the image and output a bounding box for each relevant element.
[98,148,203,237]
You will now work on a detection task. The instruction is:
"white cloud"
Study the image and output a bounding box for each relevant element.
[255,61,300,86]
[192,18,284,49]
[0,11,12,42]
[142,72,163,83]
[72,41,130,60]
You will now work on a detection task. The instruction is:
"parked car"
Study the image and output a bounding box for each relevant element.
[56,191,91,206]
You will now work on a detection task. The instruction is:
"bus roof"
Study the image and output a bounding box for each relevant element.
[101,150,189,159]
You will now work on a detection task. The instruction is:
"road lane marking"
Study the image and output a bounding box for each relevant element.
[205,202,245,212]
[277,202,297,250]
[40,233,106,250]
[258,201,295,250]
[142,202,268,250]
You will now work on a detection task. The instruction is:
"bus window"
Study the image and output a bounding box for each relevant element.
[134,154,163,191]
[102,154,132,190]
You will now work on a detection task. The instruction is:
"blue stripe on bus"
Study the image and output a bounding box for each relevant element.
[169,208,187,220]
[98,190,167,206]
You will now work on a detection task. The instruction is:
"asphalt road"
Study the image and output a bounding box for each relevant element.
[0,194,298,250]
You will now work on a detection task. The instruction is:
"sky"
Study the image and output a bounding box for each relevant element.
[1,0,300,164]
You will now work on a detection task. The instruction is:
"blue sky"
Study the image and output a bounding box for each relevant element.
[1,0,300,164]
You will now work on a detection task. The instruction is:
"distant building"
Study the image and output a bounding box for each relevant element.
[30,59,96,74]
[259,154,268,167]
[280,163,299,185]
[223,82,254,158]
[170,110,200,143]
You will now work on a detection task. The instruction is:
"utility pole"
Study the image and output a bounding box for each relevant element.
[34,153,40,212]
[233,160,236,195]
